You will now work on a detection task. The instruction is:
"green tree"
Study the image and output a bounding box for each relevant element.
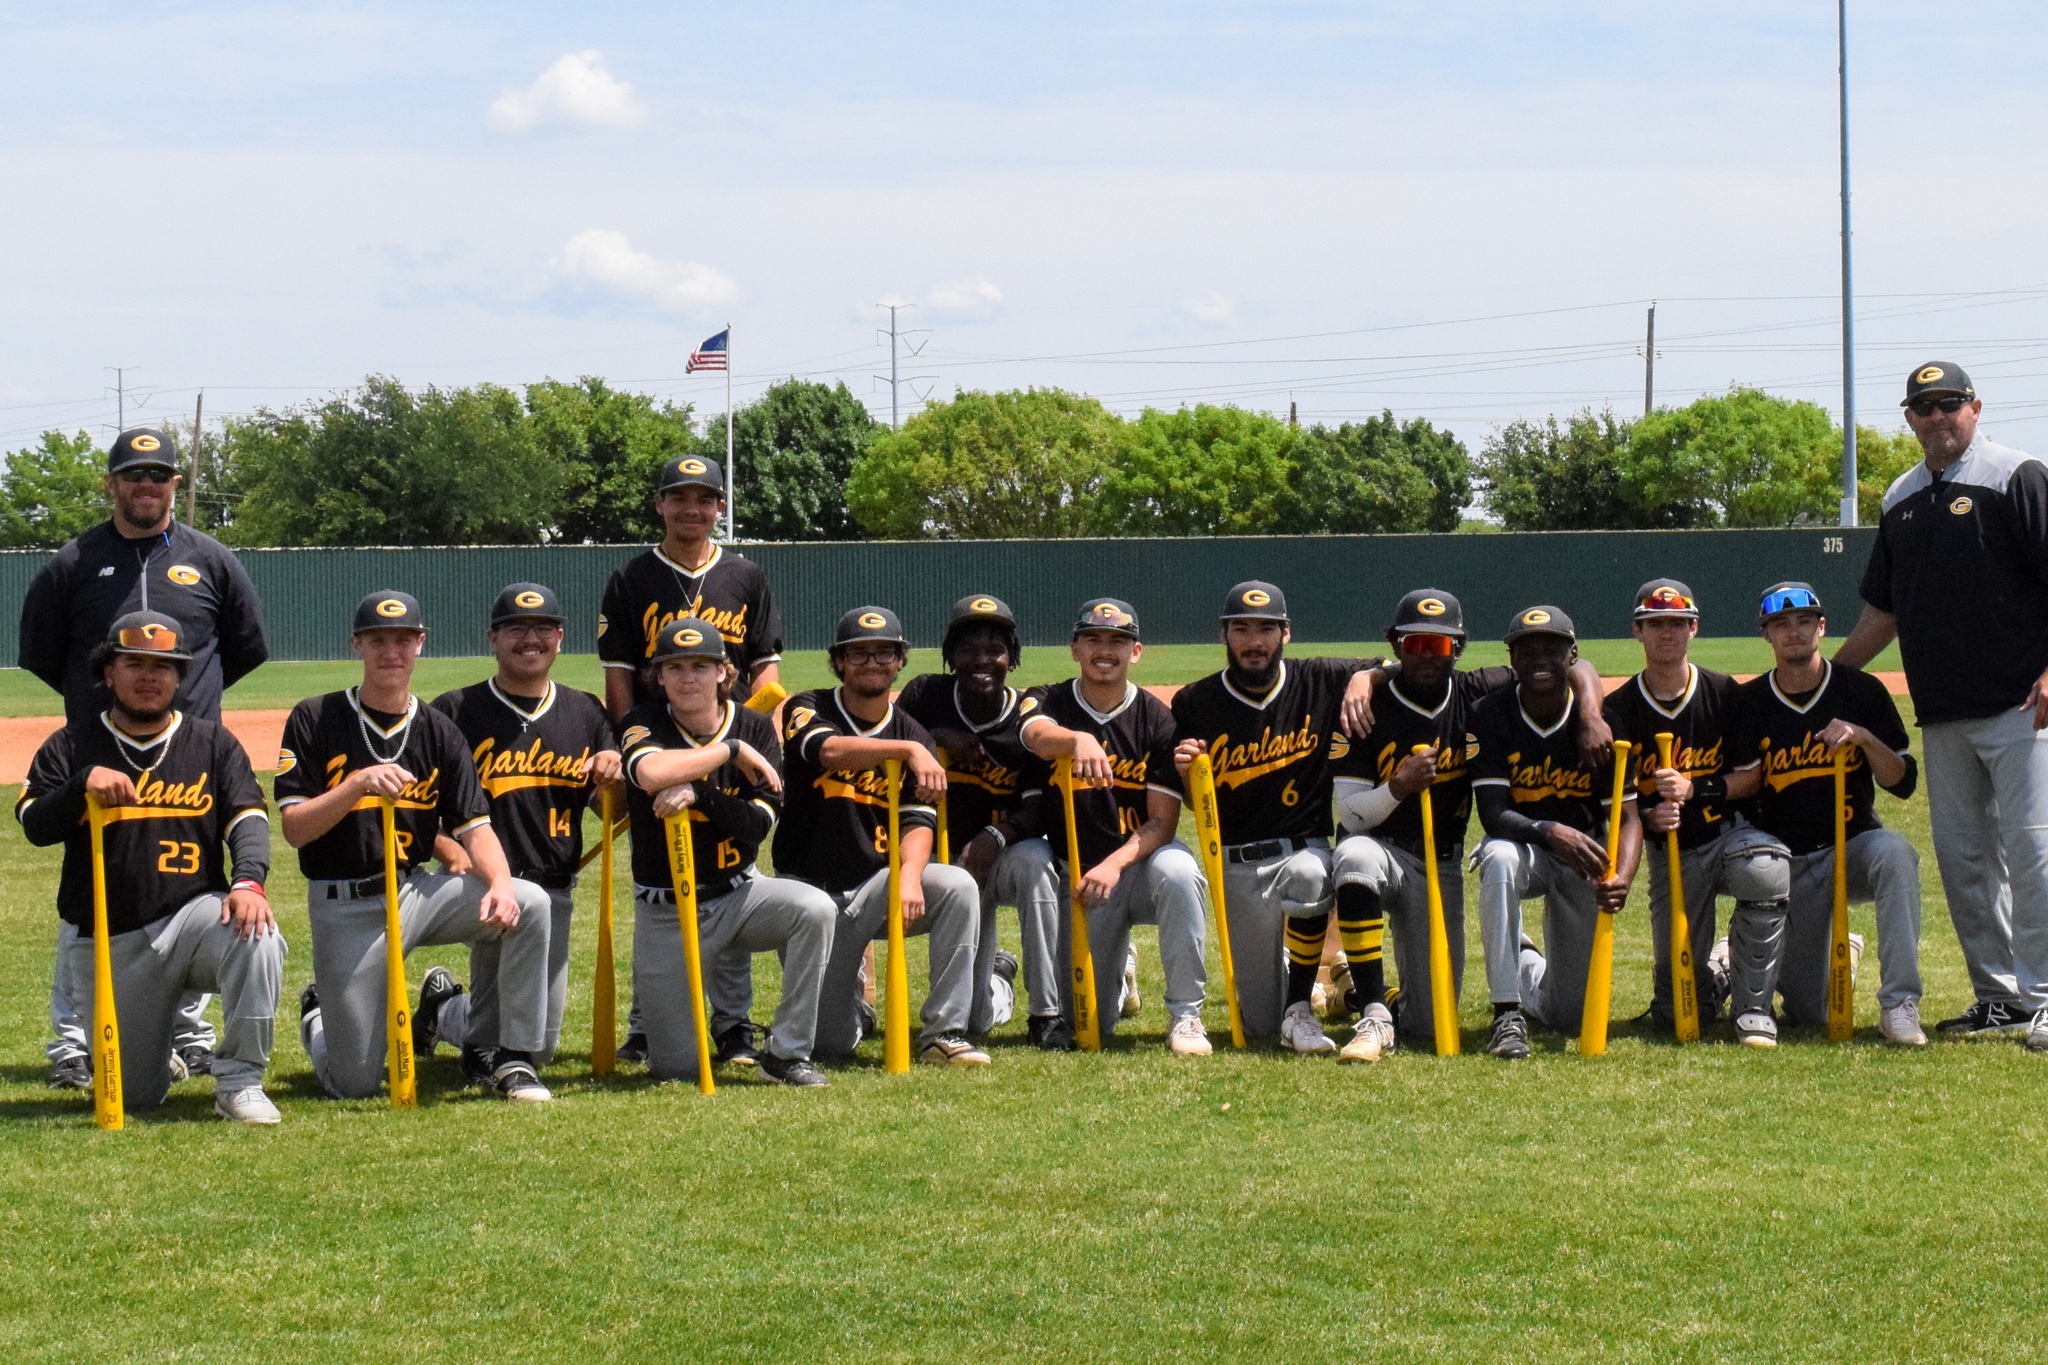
[1289,411,1472,533]
[225,376,562,546]
[0,430,106,548]
[527,377,694,545]
[1843,425,1923,525]
[1624,387,1839,527]
[701,379,880,541]
[1477,408,1688,530]
[1095,404,1301,536]
[846,388,1122,539]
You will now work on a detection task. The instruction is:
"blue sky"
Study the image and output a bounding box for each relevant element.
[4,1,2046,461]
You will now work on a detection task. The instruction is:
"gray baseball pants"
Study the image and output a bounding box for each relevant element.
[302,871,551,1099]
[1922,708,2048,1012]
[812,862,981,1058]
[1054,840,1209,1037]
[974,837,1063,1033]
[1219,840,1333,1040]
[1775,827,1922,1023]
[49,919,213,1064]
[1476,838,1602,1033]
[1332,835,1465,1032]
[632,874,837,1080]
[63,893,285,1109]
[437,886,576,1064]
[1644,820,1789,1022]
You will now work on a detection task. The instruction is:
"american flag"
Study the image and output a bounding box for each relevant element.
[687,328,729,373]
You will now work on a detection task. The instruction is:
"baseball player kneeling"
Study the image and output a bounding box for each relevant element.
[277,592,555,1102]
[16,612,286,1123]
[619,617,836,1086]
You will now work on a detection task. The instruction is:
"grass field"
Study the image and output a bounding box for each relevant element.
[12,636,2030,1363]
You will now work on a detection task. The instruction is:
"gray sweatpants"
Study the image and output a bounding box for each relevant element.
[1219,841,1333,1040]
[63,893,286,1108]
[1332,835,1465,1033]
[1644,820,1790,1022]
[1777,827,1922,1022]
[49,919,213,1064]
[812,862,981,1058]
[974,837,1063,1032]
[303,871,551,1099]
[632,874,837,1079]
[1054,840,1209,1036]
[438,886,576,1065]
[1476,838,1603,1033]
[1923,707,2048,1012]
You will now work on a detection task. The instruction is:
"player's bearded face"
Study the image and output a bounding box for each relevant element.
[835,644,905,698]
[104,469,178,534]
[1762,610,1824,665]
[1223,619,1287,683]
[491,620,562,680]
[1508,634,1573,695]
[1392,632,1457,691]
[658,486,723,543]
[105,654,180,723]
[1904,395,1980,462]
[1070,630,1138,682]
[948,626,1011,698]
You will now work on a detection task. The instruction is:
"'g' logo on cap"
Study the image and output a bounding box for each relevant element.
[376,598,408,619]
[858,612,887,629]
[514,590,545,609]
[679,458,707,475]
[970,597,999,613]
[1417,597,1446,616]
[1917,365,1946,384]
[130,434,161,453]
[1523,609,1552,625]
[1242,589,1271,607]
[117,622,179,651]
[675,628,703,647]
[1951,496,1974,515]
[167,565,200,586]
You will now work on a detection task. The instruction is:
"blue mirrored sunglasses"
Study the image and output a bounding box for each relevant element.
[1759,588,1821,618]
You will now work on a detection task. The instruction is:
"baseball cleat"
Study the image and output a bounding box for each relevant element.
[1280,1001,1338,1055]
[919,1033,992,1067]
[1848,932,1865,990]
[1028,1014,1077,1052]
[177,1044,214,1078]
[1313,961,1355,1022]
[1880,1000,1927,1047]
[415,966,463,1056]
[491,1058,553,1102]
[1167,1015,1213,1056]
[758,1052,831,1087]
[47,1056,91,1092]
[1735,1011,1778,1048]
[614,1032,649,1063]
[298,981,321,1055]
[1340,1003,1397,1064]
[853,998,878,1049]
[1707,937,1733,1014]
[714,1023,764,1069]
[989,949,1020,1028]
[215,1086,282,1125]
[2027,1009,2048,1054]
[1934,999,2029,1035]
[459,1044,499,1088]
[1487,1009,1531,1060]
[1121,944,1141,1018]
[168,1050,190,1084]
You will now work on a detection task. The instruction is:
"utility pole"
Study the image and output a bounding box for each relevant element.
[106,366,138,432]
[1643,302,1656,415]
[874,304,932,430]
[1288,397,1298,427]
[1837,0,1859,527]
[186,391,204,524]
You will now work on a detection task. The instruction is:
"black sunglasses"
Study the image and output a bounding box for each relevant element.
[116,467,177,484]
[1907,396,1969,417]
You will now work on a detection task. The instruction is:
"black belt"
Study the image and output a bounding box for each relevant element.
[1224,837,1318,864]
[1382,834,1464,864]
[320,874,395,901]
[637,875,749,905]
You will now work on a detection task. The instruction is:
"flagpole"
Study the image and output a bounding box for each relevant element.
[724,322,737,541]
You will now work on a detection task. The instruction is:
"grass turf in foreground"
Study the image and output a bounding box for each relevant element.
[1,778,2040,1359]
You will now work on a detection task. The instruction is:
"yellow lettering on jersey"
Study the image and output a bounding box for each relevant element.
[640,599,750,659]
[344,768,444,813]
[816,770,894,807]
[1635,736,1724,795]
[1209,716,1320,791]
[1760,735,1864,791]
[1505,750,1595,804]
[1375,740,1457,786]
[98,771,217,823]
[472,736,593,796]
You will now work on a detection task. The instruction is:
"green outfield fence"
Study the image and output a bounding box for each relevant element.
[0,528,1876,662]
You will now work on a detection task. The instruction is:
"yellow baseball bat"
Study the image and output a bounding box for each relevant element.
[576,816,629,872]
[1413,744,1460,1056]
[84,793,123,1130]
[1827,746,1853,1041]
[662,810,716,1093]
[1055,757,1101,1051]
[882,760,912,1074]
[1578,740,1632,1057]
[1656,733,1699,1043]
[934,749,951,864]
[591,786,618,1076]
[1187,752,1245,1049]
[380,798,416,1108]
[744,679,789,715]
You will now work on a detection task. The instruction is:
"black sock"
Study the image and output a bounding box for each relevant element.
[1285,913,1328,1006]
[1493,1001,1520,1019]
[1335,884,1387,1010]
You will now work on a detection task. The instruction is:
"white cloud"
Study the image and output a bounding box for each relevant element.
[1184,292,1235,323]
[926,276,1002,309]
[489,51,646,132]
[554,230,737,314]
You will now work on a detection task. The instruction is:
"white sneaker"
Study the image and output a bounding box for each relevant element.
[1121,945,1141,1018]
[1339,1003,1396,1064]
[1167,1015,1213,1056]
[1280,1000,1338,1055]
[1880,999,1927,1047]
[215,1087,282,1125]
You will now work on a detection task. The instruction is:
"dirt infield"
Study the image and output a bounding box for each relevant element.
[0,671,1914,786]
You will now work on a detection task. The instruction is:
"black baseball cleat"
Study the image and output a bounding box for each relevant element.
[758,1052,830,1087]
[715,1022,764,1068]
[1488,1009,1532,1060]
[615,1032,649,1063]
[490,1056,553,1103]
[459,1044,499,1088]
[1028,1014,1078,1051]
[992,948,1019,989]
[298,981,321,1053]
[414,966,464,1056]
[854,998,879,1048]
[1936,999,2030,1035]
[47,1056,91,1091]
[177,1044,214,1077]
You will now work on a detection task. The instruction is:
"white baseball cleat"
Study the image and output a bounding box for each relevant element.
[1339,1002,1396,1064]
[1880,1000,1927,1047]
[1120,945,1141,1018]
[215,1086,282,1125]
[1167,1015,1213,1056]
[1280,1001,1338,1054]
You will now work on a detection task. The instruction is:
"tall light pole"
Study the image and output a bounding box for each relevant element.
[1838,0,1858,527]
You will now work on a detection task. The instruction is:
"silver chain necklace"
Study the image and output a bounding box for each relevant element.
[354,690,417,765]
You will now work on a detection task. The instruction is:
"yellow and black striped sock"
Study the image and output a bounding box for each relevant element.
[1336,884,1386,1008]
[1285,913,1328,1006]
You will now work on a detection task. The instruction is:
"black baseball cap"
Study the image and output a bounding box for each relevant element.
[1389,588,1465,639]
[657,455,726,494]
[1633,578,1699,621]
[353,590,425,634]
[107,427,178,474]
[647,615,729,664]
[1902,361,1975,406]
[1221,581,1288,622]
[1758,581,1824,624]
[1074,597,1141,640]
[833,606,908,650]
[1504,604,1575,643]
[489,582,565,627]
[104,610,193,662]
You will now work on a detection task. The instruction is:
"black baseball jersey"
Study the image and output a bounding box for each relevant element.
[598,545,783,709]
[896,673,1043,839]
[18,520,269,726]
[1169,656,1366,843]
[773,687,938,893]
[431,680,615,885]
[1332,666,1514,849]
[1734,662,1913,856]
[1469,688,1627,837]
[15,714,268,936]
[619,701,781,892]
[1601,665,1752,850]
[1020,680,1181,868]
[274,689,492,881]
[1861,436,2048,724]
